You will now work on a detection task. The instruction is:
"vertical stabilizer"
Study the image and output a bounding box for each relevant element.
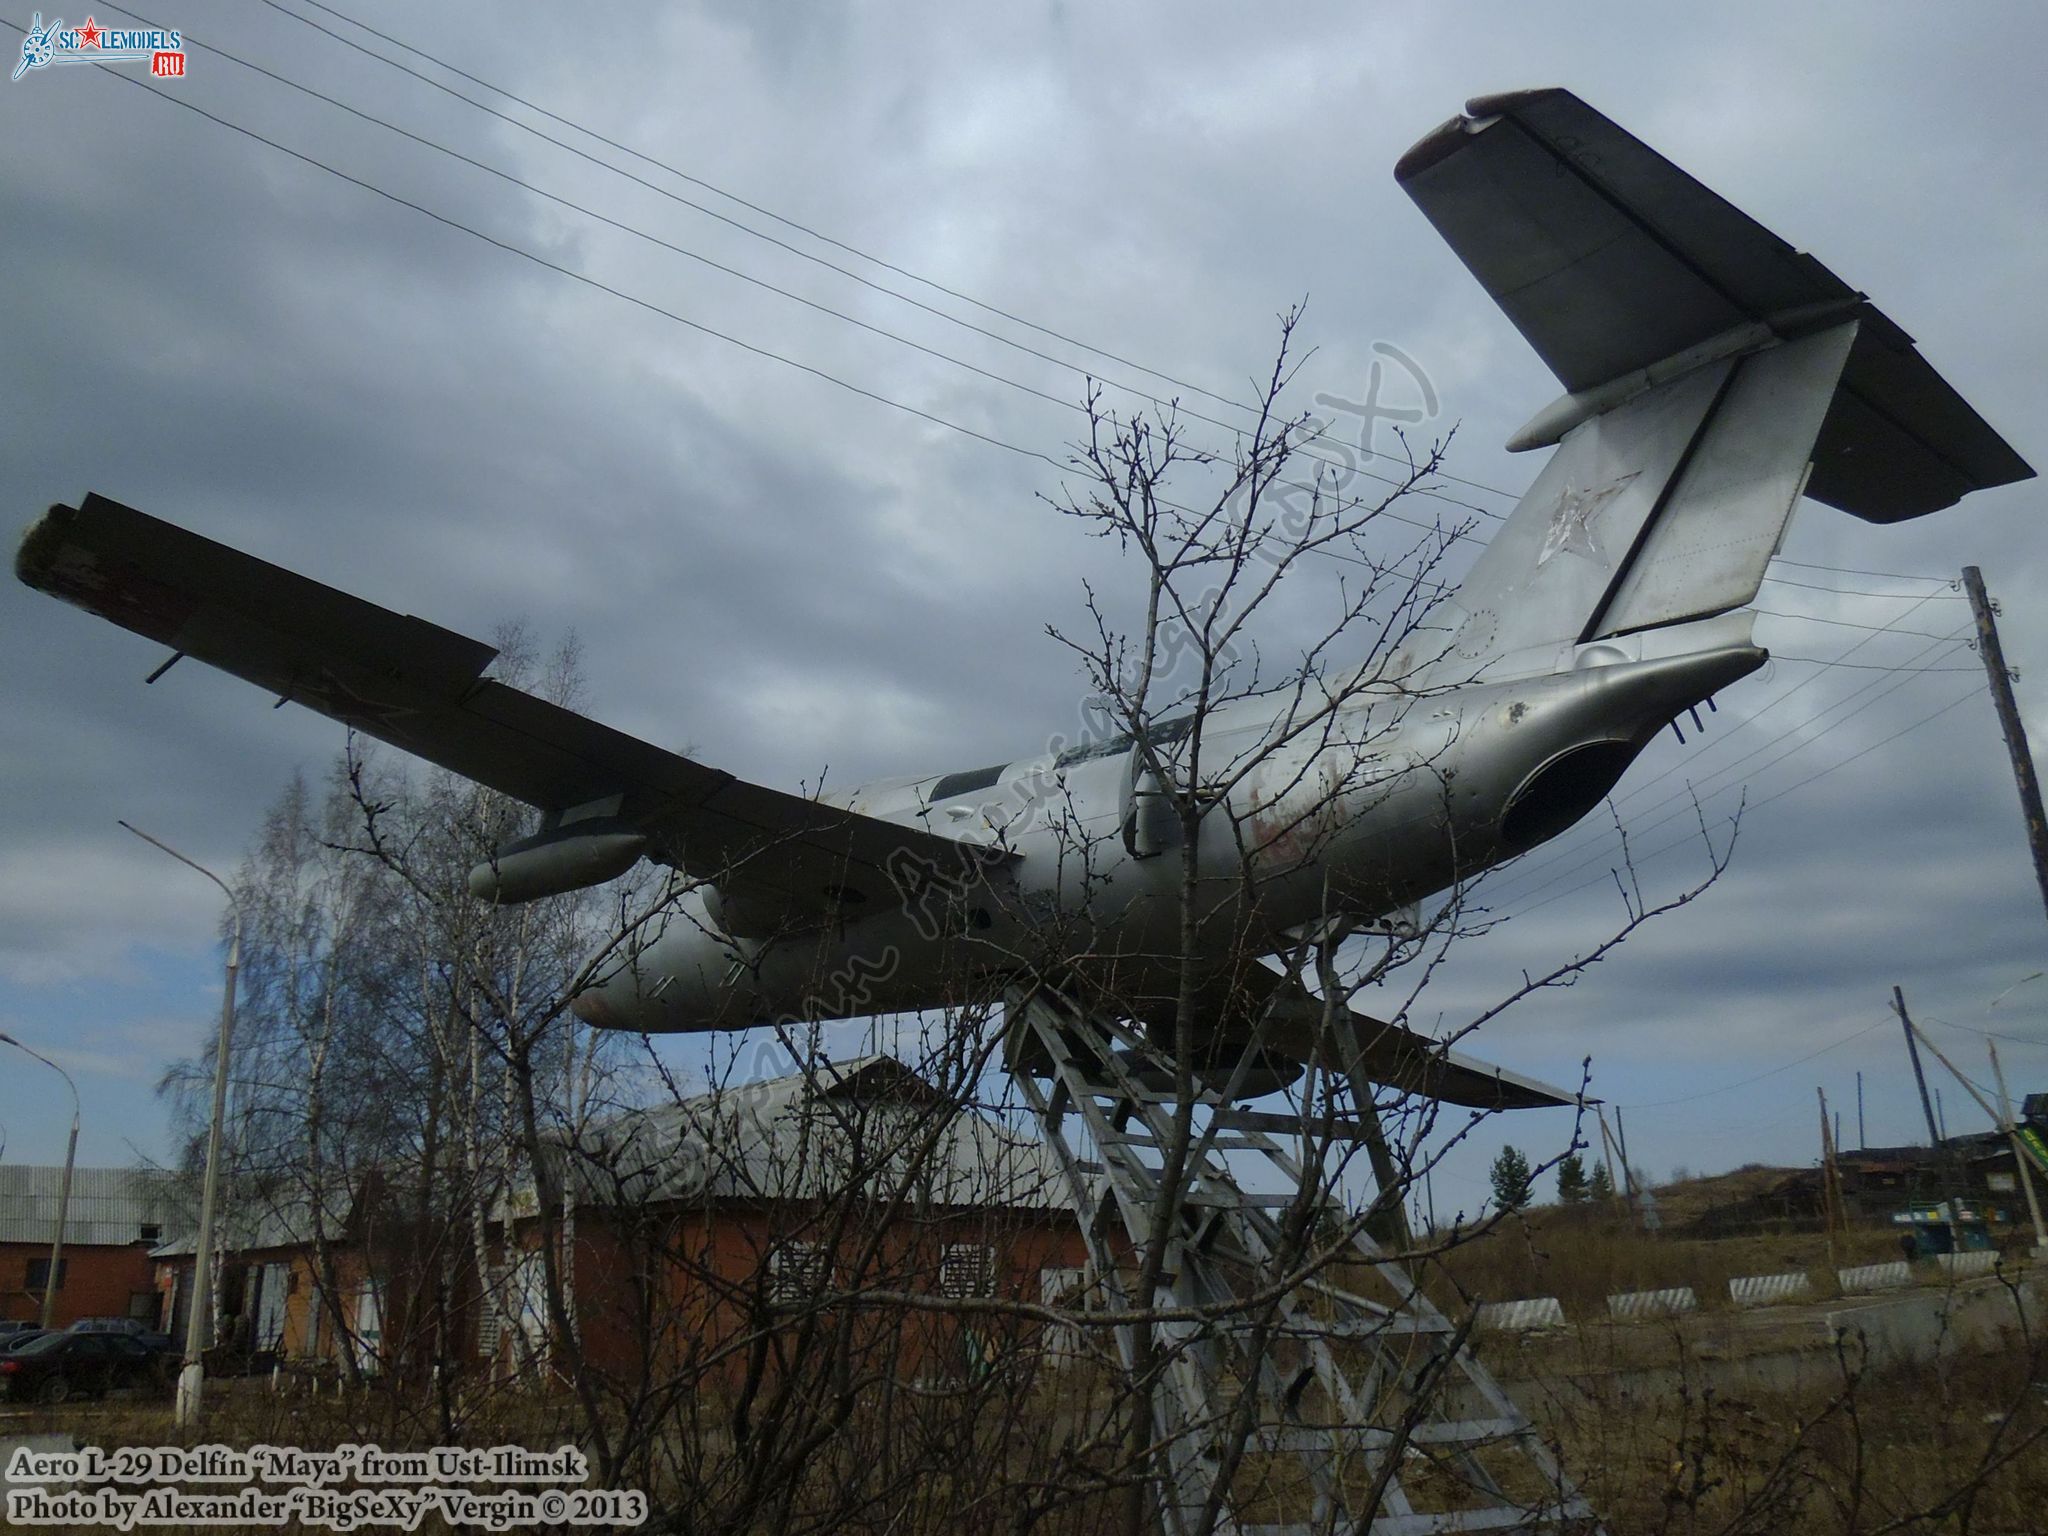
[1422,323,1854,679]
[1397,88,2031,678]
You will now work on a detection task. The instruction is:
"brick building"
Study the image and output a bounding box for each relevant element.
[484,1055,1089,1389]
[150,1056,1089,1388]
[0,1166,177,1329]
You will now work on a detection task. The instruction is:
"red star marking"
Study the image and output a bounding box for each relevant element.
[76,17,103,47]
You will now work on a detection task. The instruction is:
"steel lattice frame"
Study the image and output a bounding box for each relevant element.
[1007,985,1598,1535]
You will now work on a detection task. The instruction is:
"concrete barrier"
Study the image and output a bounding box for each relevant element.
[1474,1296,1566,1332]
[1837,1260,1912,1294]
[1935,1249,1998,1280]
[1827,1279,2037,1369]
[1608,1286,1698,1321]
[1729,1271,1812,1308]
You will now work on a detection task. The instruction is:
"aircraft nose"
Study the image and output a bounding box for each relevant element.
[570,977,632,1030]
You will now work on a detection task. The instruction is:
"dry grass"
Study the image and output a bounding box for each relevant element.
[1425,1205,1931,1320]
[1515,1325,2048,1535]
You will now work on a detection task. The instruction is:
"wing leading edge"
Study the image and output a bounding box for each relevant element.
[17,494,1009,914]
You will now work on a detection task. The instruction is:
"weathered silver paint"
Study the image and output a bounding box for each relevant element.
[575,638,1765,1034]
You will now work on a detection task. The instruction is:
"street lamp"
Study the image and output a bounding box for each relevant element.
[120,820,239,1429]
[0,1033,79,1330]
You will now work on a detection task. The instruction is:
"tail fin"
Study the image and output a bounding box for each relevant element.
[1396,89,2032,677]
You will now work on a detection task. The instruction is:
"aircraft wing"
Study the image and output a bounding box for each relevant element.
[1396,87,2033,520]
[17,493,1010,913]
[1244,964,1580,1111]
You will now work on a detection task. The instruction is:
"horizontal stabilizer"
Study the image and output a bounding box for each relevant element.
[1398,88,2032,520]
[1244,966,1578,1111]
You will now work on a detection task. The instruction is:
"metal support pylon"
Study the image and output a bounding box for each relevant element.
[1007,984,1596,1535]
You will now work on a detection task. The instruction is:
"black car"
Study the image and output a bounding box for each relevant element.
[67,1317,174,1355]
[0,1330,165,1403]
[0,1329,53,1353]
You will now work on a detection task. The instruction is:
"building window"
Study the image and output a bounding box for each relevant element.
[139,1224,162,1243]
[477,1264,508,1358]
[26,1257,67,1291]
[768,1242,829,1306]
[939,1244,996,1299]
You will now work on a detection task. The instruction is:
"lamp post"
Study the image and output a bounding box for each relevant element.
[0,1034,79,1329]
[120,821,239,1429]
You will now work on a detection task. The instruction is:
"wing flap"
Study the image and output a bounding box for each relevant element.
[18,494,1008,910]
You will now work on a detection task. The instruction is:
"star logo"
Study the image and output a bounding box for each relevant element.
[1536,472,1638,568]
[75,15,100,47]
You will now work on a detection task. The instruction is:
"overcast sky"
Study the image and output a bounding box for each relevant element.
[3,1,2044,1219]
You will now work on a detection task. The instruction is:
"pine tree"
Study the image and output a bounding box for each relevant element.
[1588,1161,1615,1203]
[1556,1152,1589,1204]
[1488,1144,1533,1212]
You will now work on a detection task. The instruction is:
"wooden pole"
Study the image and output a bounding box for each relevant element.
[1988,1040,2048,1251]
[1595,1107,1628,1213]
[1963,566,2048,931]
[1817,1086,1840,1272]
[1894,986,1964,1247]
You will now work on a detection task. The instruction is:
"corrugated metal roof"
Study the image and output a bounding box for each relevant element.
[149,1182,356,1259]
[556,1056,1069,1214]
[0,1166,178,1247]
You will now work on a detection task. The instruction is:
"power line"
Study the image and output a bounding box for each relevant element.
[1485,614,1968,904]
[1744,686,1978,814]
[236,0,1516,519]
[1761,572,1965,601]
[1617,1015,1892,1109]
[1751,606,1961,641]
[1504,654,1972,907]
[1769,655,1979,673]
[1505,676,1980,920]
[1770,556,1956,585]
[1922,1015,2048,1051]
[94,1,1502,574]
[1601,592,1955,809]
[34,36,1480,599]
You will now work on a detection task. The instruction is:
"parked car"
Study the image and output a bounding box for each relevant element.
[0,1329,51,1352]
[67,1317,174,1354]
[0,1330,164,1403]
[0,1321,40,1341]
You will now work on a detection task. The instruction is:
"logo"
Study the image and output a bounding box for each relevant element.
[14,14,186,82]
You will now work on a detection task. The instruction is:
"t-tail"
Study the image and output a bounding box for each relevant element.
[1395,89,2031,687]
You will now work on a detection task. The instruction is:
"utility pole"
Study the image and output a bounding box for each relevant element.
[1595,1107,1629,1215]
[1613,1105,1635,1200]
[1988,1041,2048,1252]
[0,1035,79,1330]
[1906,1026,2048,1254]
[1963,566,2048,930]
[1817,1086,1842,1272]
[1856,1070,1865,1149]
[122,822,240,1429]
[1894,986,1964,1247]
